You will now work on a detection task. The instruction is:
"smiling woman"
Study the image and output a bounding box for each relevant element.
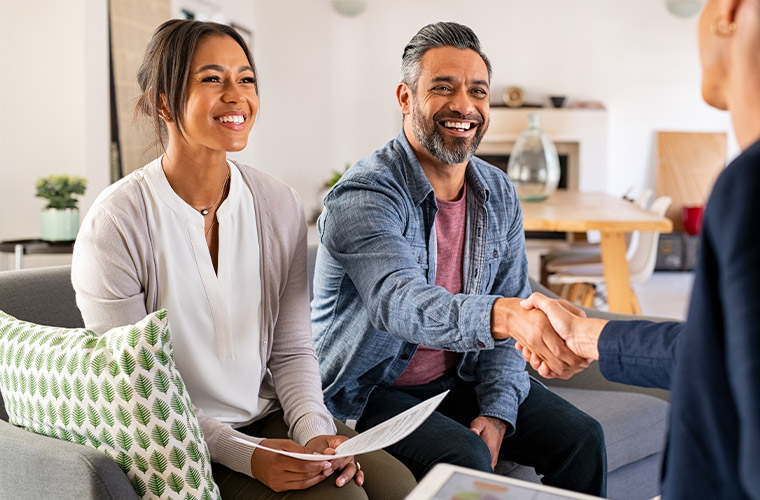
[70,18,415,500]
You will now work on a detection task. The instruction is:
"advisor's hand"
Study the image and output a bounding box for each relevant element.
[306,434,364,487]
[491,297,589,379]
[470,416,508,469]
[250,439,332,492]
[516,293,605,378]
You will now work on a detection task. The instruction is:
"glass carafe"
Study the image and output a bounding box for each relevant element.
[506,113,560,201]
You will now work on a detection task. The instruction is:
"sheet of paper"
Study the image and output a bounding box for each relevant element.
[231,389,449,461]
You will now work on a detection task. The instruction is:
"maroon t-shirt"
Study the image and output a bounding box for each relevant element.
[394,186,466,386]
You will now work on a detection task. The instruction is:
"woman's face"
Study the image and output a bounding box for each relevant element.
[697,0,729,110]
[176,34,259,154]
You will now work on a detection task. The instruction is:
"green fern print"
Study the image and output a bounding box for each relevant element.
[0,310,220,500]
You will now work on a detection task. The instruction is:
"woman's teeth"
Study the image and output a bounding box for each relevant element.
[217,115,244,124]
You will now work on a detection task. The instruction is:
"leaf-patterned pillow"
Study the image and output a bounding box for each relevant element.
[0,309,221,500]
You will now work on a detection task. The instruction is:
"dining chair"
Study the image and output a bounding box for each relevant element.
[544,195,672,313]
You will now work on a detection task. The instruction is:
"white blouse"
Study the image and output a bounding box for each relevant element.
[140,158,275,426]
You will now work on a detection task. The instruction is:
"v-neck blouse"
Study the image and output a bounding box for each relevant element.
[141,158,272,424]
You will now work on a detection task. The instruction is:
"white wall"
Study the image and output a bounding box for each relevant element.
[0,0,109,248]
[237,0,736,218]
[0,0,736,250]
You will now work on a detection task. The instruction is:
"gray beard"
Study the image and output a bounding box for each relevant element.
[412,107,485,165]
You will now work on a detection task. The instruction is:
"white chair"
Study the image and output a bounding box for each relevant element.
[539,189,654,284]
[546,195,672,313]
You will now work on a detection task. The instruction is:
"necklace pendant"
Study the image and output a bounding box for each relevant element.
[201,209,210,216]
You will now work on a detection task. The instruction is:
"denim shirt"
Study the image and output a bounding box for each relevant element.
[312,130,531,430]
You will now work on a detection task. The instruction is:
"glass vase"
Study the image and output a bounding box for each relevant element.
[506,113,560,201]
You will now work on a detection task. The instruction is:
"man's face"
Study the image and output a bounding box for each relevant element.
[408,46,490,166]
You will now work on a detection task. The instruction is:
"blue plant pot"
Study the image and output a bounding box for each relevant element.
[41,208,79,242]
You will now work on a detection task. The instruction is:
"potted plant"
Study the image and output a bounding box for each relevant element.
[35,174,87,242]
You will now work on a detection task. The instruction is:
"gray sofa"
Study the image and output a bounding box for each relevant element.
[0,262,671,500]
[0,265,140,500]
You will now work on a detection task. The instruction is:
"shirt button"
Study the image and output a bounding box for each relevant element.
[417,256,422,264]
[493,250,499,258]
[477,341,485,348]
[400,353,410,360]
[263,340,268,345]
[358,397,366,403]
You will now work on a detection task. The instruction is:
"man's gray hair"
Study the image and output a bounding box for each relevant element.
[401,22,492,94]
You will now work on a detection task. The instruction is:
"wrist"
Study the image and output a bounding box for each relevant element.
[490,297,519,340]
[575,318,606,360]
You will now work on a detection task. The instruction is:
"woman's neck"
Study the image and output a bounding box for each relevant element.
[161,145,230,208]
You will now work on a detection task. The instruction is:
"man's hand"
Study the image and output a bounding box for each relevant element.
[516,293,607,378]
[305,434,364,487]
[491,297,589,379]
[470,416,508,469]
[250,439,332,492]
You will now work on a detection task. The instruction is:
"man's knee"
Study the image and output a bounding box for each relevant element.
[440,428,493,473]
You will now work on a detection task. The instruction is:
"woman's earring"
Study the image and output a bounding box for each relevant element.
[710,16,737,37]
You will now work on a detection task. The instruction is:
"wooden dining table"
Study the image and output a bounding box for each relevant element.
[521,190,673,314]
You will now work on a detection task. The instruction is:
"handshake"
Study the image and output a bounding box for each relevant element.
[492,293,609,379]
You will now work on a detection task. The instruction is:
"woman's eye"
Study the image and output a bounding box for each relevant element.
[240,77,256,84]
[202,76,221,83]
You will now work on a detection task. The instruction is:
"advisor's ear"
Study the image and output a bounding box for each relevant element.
[719,0,741,24]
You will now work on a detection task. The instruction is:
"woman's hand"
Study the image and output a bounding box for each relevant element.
[306,434,365,487]
[250,439,332,492]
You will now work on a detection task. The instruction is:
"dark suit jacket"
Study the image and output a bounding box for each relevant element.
[599,138,760,499]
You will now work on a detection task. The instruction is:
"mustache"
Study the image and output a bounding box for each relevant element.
[433,111,484,125]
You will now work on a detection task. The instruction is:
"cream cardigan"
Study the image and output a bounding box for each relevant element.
[72,160,336,477]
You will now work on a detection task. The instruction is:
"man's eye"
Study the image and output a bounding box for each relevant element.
[433,86,452,93]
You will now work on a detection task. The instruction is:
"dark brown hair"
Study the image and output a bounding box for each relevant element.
[135,19,258,147]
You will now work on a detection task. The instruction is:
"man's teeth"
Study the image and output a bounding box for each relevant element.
[217,115,244,124]
[443,121,472,131]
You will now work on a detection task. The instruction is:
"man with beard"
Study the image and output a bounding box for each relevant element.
[310,22,606,496]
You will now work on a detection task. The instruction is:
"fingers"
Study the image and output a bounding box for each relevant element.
[557,299,587,318]
[336,460,364,487]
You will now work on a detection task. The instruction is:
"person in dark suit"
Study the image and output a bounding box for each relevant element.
[517,1,760,497]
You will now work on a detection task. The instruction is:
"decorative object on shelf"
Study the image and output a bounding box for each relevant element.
[506,113,560,202]
[332,0,366,17]
[503,86,526,108]
[35,174,87,242]
[549,95,566,108]
[665,0,704,18]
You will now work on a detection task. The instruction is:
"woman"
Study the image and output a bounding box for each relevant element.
[71,19,415,500]
[518,0,760,498]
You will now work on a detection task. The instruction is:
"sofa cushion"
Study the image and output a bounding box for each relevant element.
[0,309,220,500]
[550,387,669,473]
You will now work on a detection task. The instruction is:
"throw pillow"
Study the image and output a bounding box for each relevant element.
[0,309,221,500]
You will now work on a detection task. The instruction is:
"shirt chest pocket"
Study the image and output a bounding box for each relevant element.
[482,239,510,293]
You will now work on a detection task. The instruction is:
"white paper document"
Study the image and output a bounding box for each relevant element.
[231,390,449,461]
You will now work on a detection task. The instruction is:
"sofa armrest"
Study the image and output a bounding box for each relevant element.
[0,420,140,500]
[527,278,672,401]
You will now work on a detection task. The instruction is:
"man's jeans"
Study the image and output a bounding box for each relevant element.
[357,374,607,497]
